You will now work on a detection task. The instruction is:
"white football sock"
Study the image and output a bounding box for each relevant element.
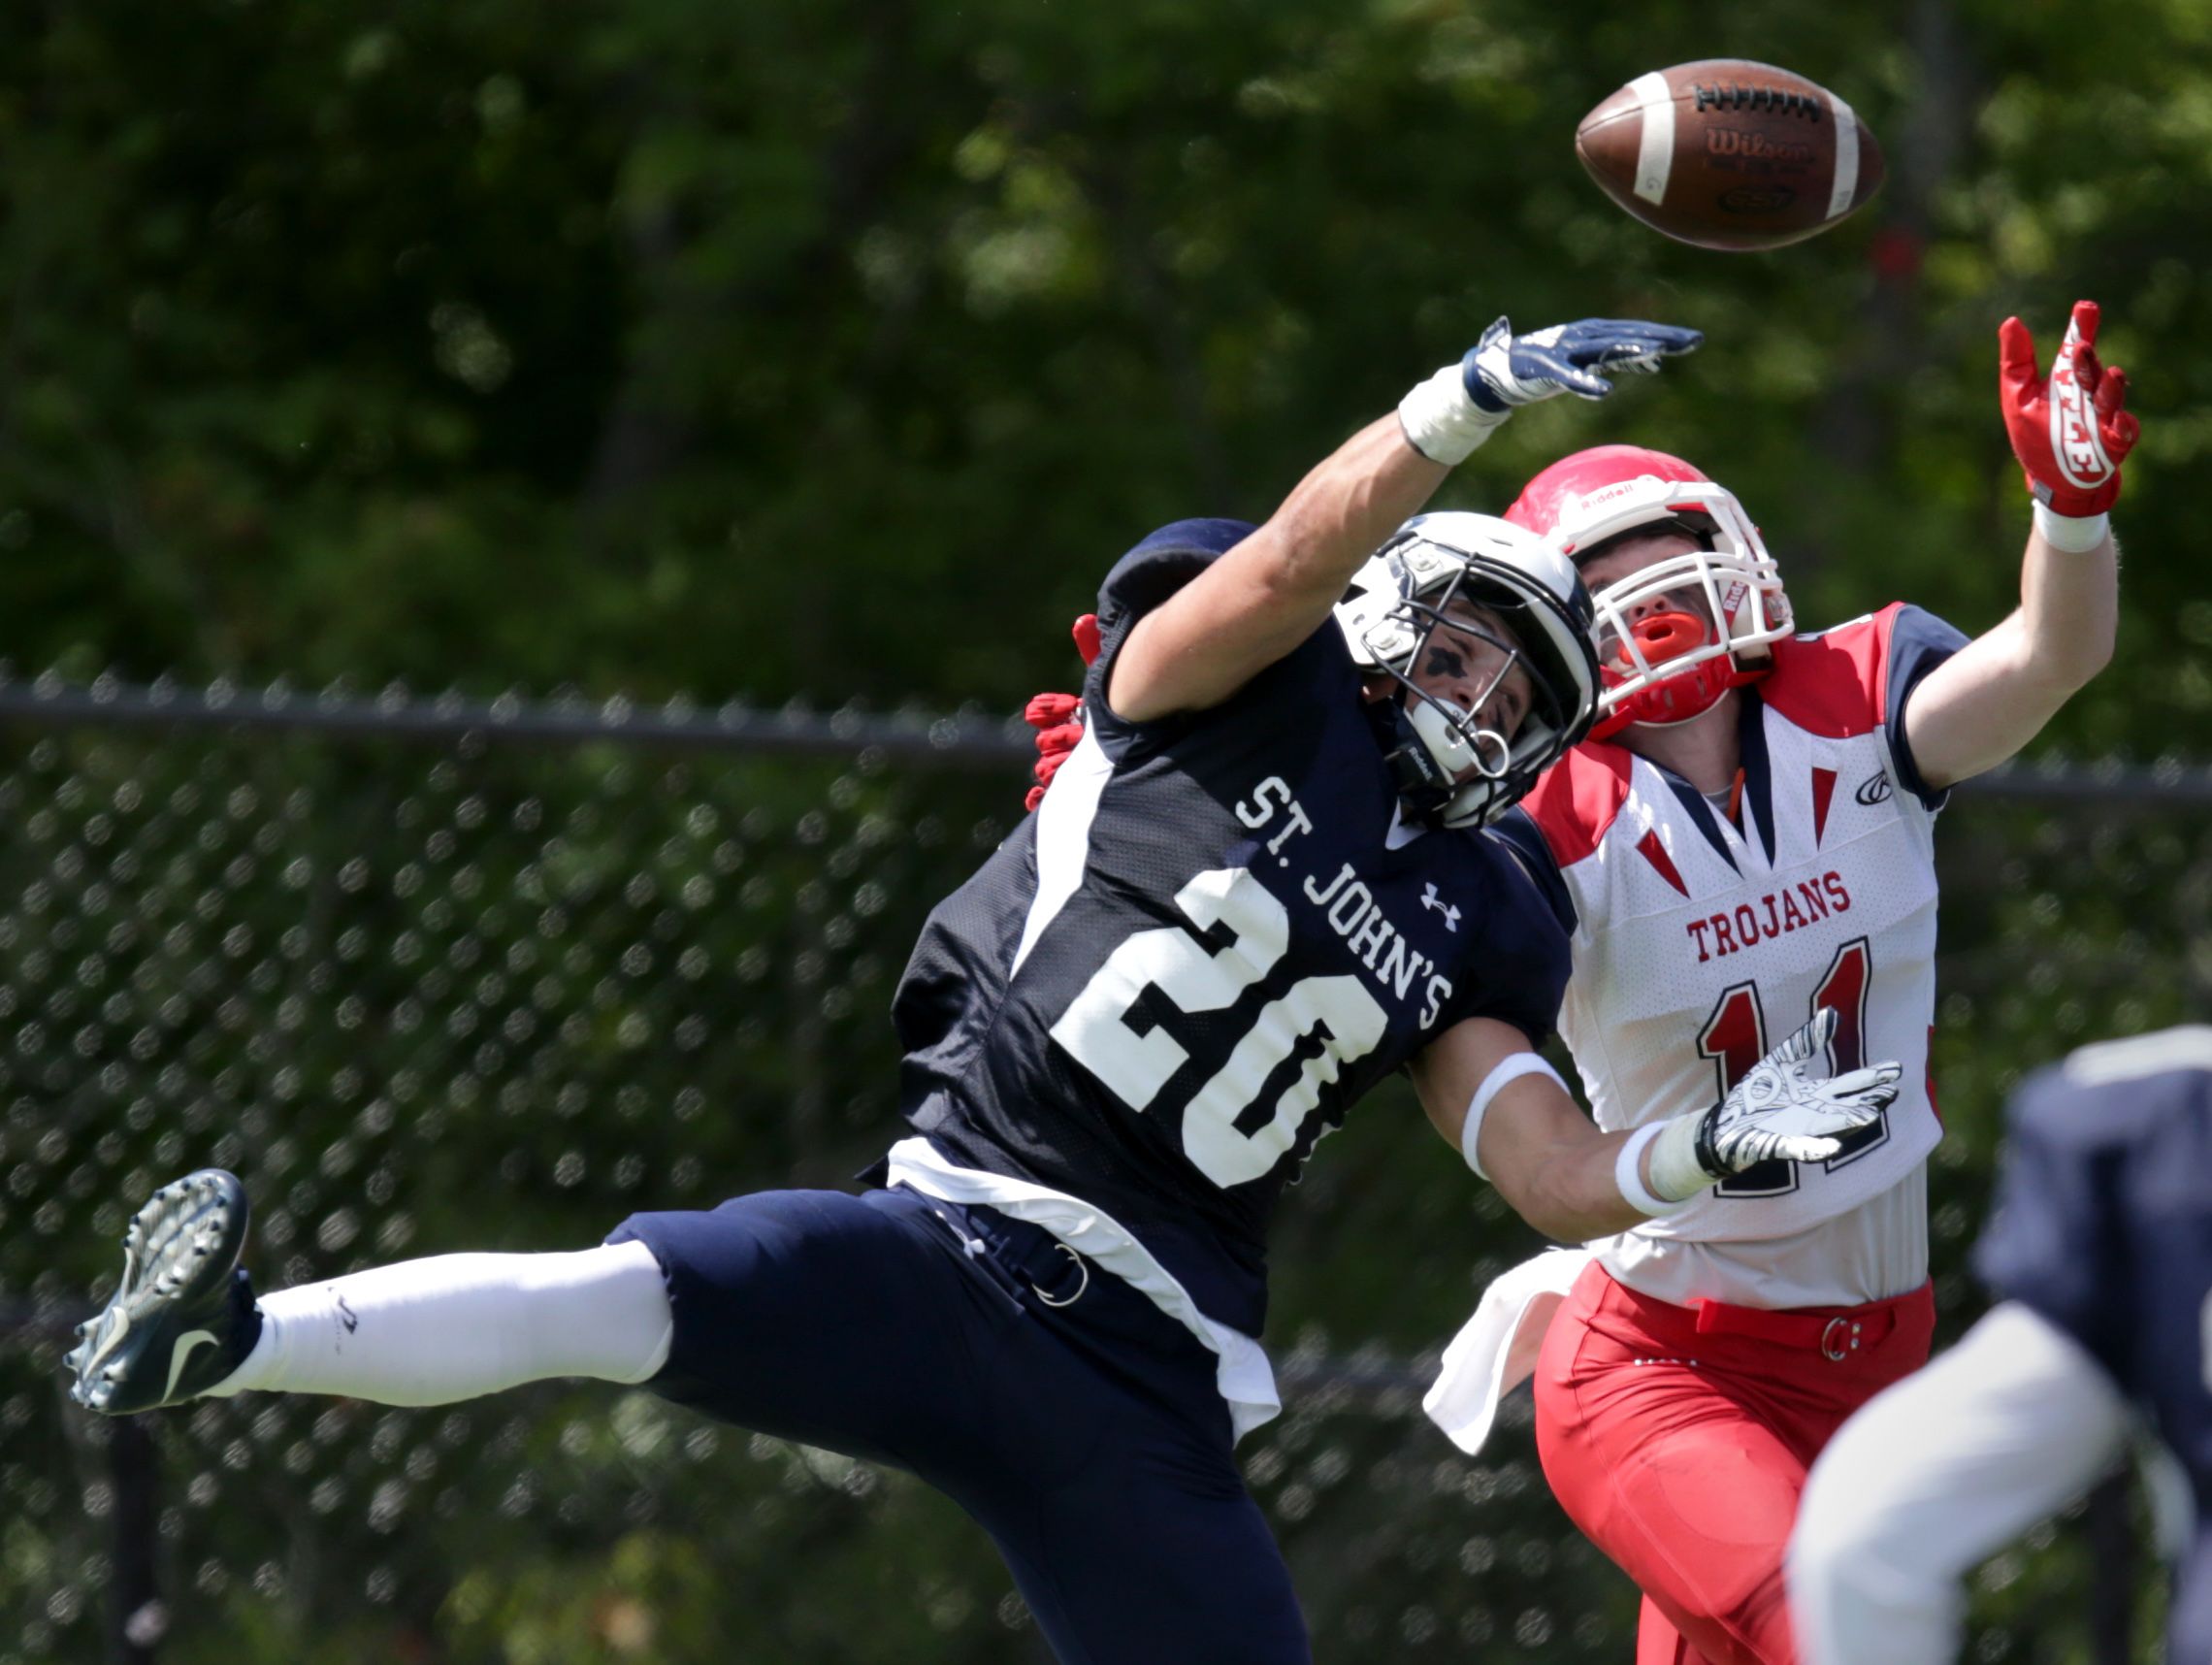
[209,1241,673,1405]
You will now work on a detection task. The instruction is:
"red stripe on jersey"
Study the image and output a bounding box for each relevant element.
[1758,601,1907,738]
[1811,767,1838,845]
[1524,743,1636,868]
[1635,829,1689,897]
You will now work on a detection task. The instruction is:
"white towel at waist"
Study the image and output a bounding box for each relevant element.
[1422,1248,1593,1455]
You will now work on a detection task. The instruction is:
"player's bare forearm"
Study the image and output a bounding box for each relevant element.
[1903,526,2117,790]
[1108,416,1448,722]
[1417,1011,1897,1241]
[1466,1080,1649,1241]
[1412,1020,1647,1242]
[1108,316,1702,722]
[1912,298,2137,789]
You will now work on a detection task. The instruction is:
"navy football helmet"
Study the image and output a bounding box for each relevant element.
[1334,512,1600,828]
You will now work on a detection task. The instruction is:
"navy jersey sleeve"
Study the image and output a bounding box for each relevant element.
[1437,846,1573,1049]
[1084,517,1256,724]
[1884,604,1970,810]
[1973,1065,2124,1377]
[1485,807,1578,936]
[1084,516,1359,764]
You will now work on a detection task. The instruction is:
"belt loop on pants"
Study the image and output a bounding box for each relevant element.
[1689,1296,1901,1359]
[913,1192,1093,1313]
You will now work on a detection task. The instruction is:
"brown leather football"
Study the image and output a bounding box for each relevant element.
[1576,60,1885,250]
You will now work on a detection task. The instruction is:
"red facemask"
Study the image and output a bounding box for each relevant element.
[1590,608,1756,740]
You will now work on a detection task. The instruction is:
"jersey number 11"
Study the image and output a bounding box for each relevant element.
[1700,936,1888,1197]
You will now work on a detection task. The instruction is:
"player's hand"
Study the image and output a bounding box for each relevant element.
[1998,301,2139,518]
[1024,692,1082,811]
[1465,316,1706,412]
[1022,614,1101,812]
[1694,1010,1901,1177]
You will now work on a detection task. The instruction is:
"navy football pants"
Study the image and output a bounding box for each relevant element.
[609,1186,1309,1665]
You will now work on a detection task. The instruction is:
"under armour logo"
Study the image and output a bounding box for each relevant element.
[337,1295,360,1334]
[1854,771,1894,806]
[1420,884,1460,932]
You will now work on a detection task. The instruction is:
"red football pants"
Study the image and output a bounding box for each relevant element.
[1534,1263,1935,1665]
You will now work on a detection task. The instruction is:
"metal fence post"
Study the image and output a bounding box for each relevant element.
[108,1416,163,1665]
[2086,1473,2134,1665]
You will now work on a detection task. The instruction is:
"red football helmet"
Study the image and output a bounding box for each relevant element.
[1506,445,1792,740]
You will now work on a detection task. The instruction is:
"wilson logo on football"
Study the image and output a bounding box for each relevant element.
[1704,129,1815,164]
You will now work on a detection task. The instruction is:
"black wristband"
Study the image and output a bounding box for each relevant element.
[1692,1107,1726,1180]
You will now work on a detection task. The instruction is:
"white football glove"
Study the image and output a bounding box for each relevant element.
[1645,1010,1901,1204]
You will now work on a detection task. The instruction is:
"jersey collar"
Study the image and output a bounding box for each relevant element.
[1642,691,1777,873]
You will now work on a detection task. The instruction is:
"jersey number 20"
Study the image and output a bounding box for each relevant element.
[1049,866,1388,1189]
[1700,936,1888,1198]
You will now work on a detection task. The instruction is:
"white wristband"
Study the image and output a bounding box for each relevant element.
[1398,363,1510,467]
[1613,1122,1686,1217]
[1644,1112,1717,1204]
[2032,503,2109,553]
[1460,1053,1567,1181]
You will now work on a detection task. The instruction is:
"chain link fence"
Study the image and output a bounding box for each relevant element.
[0,671,2204,1664]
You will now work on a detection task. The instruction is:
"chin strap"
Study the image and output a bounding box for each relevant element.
[1383,708,1454,819]
[1590,658,1767,740]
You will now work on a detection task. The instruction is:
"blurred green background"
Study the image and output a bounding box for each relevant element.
[3,0,2208,1660]
[7,0,2208,731]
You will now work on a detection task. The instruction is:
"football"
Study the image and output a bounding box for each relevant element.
[1575,59,1885,250]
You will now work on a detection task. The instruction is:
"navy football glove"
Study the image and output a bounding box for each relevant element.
[1465,316,1706,412]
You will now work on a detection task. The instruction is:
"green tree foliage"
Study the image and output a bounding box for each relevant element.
[4,0,2204,734]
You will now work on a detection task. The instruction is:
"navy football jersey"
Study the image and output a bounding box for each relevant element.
[890,520,1572,1336]
[1975,1028,2212,1664]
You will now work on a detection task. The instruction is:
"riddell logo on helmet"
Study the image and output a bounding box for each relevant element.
[1719,579,1747,620]
[1562,483,1645,519]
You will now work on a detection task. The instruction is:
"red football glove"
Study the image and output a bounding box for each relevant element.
[1022,614,1102,812]
[1998,301,2139,517]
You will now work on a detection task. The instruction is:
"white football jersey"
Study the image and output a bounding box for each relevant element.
[1502,603,1968,1307]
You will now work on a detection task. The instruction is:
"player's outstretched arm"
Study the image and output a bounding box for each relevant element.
[1904,301,2133,790]
[1412,1011,1899,1243]
[1787,1302,2131,1665]
[1107,317,1702,722]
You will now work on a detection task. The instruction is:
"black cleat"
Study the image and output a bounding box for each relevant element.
[65,1169,263,1416]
